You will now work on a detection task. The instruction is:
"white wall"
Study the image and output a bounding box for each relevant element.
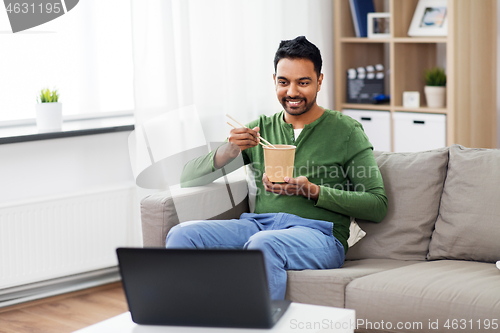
[0,132,135,203]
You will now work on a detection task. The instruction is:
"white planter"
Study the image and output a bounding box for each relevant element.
[36,102,62,131]
[424,86,446,108]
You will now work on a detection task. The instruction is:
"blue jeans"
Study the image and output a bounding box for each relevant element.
[165,212,345,300]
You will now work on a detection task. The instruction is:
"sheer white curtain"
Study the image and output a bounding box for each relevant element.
[130,0,334,142]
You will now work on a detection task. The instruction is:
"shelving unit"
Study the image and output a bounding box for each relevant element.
[334,0,497,150]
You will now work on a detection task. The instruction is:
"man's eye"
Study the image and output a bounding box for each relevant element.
[300,81,310,86]
[279,81,287,85]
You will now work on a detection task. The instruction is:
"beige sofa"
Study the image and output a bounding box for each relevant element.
[140,144,500,333]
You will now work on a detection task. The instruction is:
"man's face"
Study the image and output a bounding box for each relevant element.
[274,58,323,116]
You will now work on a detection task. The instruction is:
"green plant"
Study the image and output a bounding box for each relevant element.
[424,67,447,86]
[37,88,60,103]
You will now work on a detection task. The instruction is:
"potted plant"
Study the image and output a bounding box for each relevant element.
[424,67,446,108]
[36,88,62,131]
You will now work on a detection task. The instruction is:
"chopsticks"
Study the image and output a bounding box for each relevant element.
[226,114,277,149]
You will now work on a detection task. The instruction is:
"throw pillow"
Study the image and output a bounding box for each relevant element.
[348,218,366,247]
[428,145,500,263]
[346,148,449,261]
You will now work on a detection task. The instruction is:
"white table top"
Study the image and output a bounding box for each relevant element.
[73,303,355,333]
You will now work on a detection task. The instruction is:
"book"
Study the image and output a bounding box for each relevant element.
[349,0,375,37]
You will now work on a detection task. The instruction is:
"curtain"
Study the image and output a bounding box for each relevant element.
[130,0,334,142]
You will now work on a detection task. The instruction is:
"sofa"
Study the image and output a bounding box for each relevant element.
[140,144,500,333]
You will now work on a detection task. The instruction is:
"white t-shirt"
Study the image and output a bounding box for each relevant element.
[294,128,303,140]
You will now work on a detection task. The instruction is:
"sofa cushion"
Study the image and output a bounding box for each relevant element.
[346,148,449,261]
[428,145,500,263]
[345,260,500,333]
[284,259,419,308]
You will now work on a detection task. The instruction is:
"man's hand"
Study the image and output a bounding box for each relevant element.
[229,126,260,151]
[262,174,320,201]
[214,126,260,169]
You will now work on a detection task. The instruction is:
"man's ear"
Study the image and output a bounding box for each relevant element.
[273,73,276,84]
[317,73,324,92]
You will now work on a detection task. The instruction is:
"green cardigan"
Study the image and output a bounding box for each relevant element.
[180,110,388,253]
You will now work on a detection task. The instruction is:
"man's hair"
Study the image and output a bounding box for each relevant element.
[274,36,322,79]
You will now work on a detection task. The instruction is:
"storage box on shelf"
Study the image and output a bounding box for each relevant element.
[393,112,446,152]
[334,0,497,151]
[342,109,391,152]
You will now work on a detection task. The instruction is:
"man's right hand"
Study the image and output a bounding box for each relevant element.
[228,126,260,151]
[214,126,260,169]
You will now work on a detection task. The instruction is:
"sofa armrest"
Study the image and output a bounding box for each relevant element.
[140,168,250,247]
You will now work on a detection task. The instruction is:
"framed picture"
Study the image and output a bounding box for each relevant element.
[367,13,390,39]
[403,91,420,108]
[408,0,448,37]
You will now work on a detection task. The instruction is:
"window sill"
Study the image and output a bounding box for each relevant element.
[0,115,135,145]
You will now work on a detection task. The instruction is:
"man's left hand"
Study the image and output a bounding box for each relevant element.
[262,174,320,201]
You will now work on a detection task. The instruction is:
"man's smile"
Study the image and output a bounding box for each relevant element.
[285,99,305,107]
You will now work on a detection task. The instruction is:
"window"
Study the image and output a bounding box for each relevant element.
[0,0,134,122]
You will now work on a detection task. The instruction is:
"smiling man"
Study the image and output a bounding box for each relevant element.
[167,36,388,300]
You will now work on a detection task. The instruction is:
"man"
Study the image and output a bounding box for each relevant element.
[166,36,388,300]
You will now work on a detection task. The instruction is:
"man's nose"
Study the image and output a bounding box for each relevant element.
[287,83,299,97]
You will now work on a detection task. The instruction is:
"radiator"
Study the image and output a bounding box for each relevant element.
[0,185,136,290]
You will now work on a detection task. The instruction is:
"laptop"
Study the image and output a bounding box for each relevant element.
[116,248,291,328]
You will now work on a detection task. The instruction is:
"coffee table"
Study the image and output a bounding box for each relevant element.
[73,303,355,333]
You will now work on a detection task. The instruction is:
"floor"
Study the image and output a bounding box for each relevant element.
[0,282,128,333]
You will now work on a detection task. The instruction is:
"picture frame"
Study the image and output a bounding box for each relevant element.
[403,91,421,108]
[408,0,448,37]
[367,13,390,39]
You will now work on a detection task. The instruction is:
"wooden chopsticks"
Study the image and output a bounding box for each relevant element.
[226,114,276,149]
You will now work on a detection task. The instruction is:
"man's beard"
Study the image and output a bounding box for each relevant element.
[281,95,317,116]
